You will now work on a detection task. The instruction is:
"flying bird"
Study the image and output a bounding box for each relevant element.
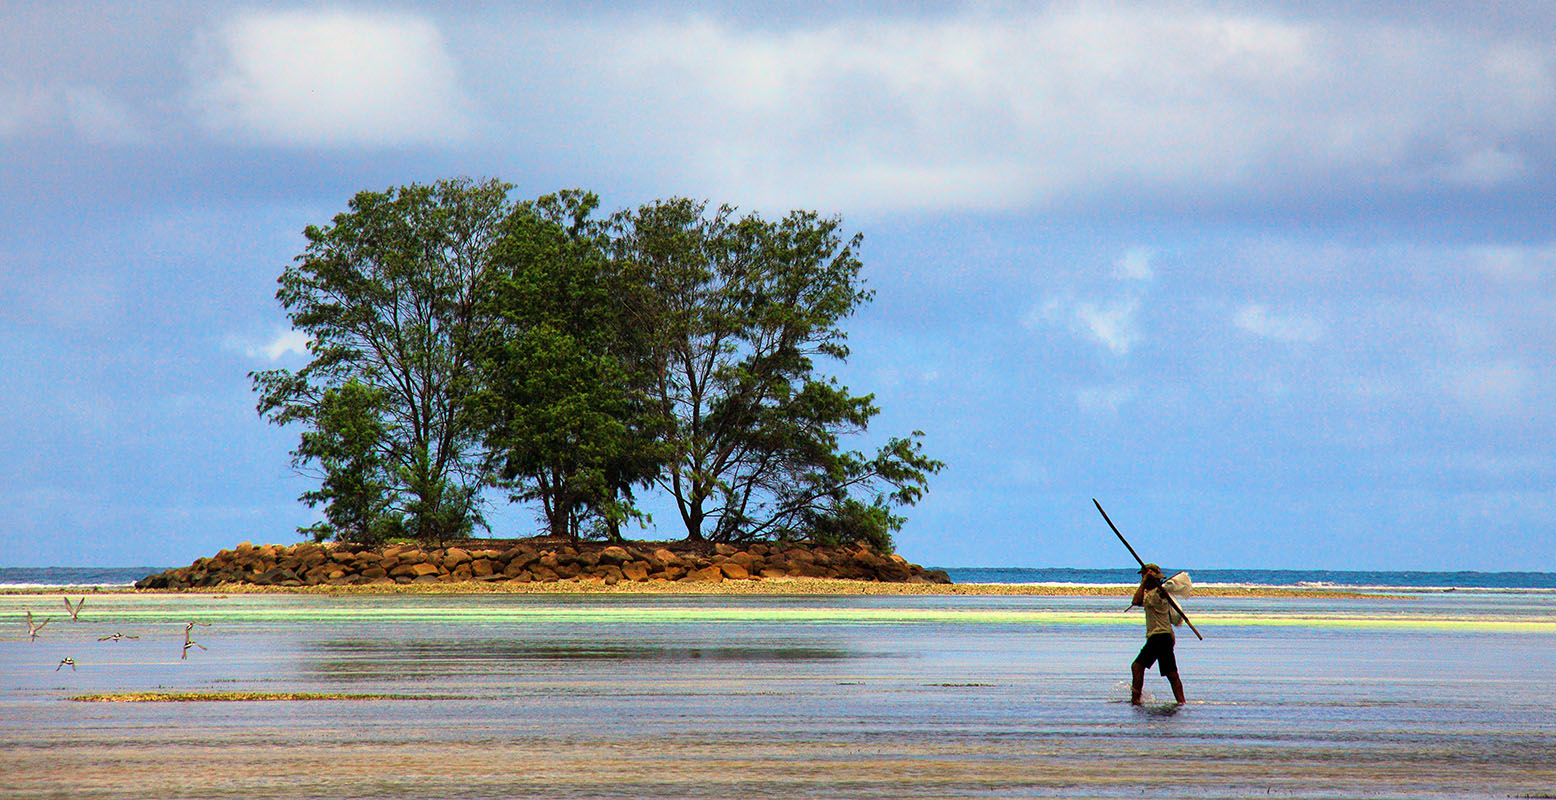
[97,633,140,642]
[63,596,86,621]
[25,611,50,641]
[56,657,77,671]
[181,621,211,660]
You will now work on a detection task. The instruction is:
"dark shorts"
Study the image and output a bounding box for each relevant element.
[1133,633,1177,676]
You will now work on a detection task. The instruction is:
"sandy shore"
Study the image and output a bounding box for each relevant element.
[5,588,1543,799]
[5,578,1383,599]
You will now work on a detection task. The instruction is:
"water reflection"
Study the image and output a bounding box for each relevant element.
[2,592,1552,799]
[304,638,855,681]
[313,639,852,662]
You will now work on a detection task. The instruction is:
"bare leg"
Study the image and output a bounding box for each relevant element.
[1164,671,1185,704]
[1130,662,1145,705]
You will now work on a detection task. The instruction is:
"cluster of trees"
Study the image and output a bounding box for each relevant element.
[252,179,941,551]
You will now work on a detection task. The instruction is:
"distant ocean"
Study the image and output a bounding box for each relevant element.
[942,567,1556,590]
[4,565,1556,590]
[0,567,170,588]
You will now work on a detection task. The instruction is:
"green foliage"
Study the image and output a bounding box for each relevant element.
[772,432,944,552]
[254,179,942,551]
[800,498,899,552]
[478,191,666,541]
[612,199,942,547]
[293,381,401,544]
[252,178,510,543]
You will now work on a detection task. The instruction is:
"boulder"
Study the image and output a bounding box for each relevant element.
[685,566,724,583]
[136,538,953,589]
[728,551,762,570]
[504,548,539,570]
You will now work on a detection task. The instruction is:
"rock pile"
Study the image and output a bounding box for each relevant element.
[134,539,952,590]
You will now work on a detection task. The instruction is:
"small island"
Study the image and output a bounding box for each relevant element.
[135,538,952,592]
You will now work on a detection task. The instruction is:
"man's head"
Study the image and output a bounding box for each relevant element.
[1139,562,1162,588]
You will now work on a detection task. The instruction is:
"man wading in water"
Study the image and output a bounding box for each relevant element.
[1130,563,1186,705]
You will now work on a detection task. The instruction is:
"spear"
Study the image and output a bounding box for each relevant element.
[1093,498,1204,641]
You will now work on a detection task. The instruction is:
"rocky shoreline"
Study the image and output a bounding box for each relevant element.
[133,539,952,590]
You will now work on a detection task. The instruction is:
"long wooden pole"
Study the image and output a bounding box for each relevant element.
[1093,499,1204,641]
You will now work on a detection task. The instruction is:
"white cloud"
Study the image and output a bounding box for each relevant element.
[245,329,310,361]
[1436,146,1526,187]
[1075,298,1142,356]
[1076,384,1136,415]
[1030,293,1143,356]
[191,9,472,147]
[1440,358,1531,416]
[1466,244,1556,282]
[0,85,144,143]
[1234,304,1325,343]
[1029,245,1153,356]
[0,87,53,137]
[1115,247,1155,281]
[488,5,1556,213]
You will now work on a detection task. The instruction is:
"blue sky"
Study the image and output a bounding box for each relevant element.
[3,2,1553,570]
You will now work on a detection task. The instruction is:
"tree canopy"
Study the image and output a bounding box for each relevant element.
[254,179,941,551]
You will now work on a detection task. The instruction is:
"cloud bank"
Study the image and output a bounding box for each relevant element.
[191,9,473,148]
[470,4,1556,214]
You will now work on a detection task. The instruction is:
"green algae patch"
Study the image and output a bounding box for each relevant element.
[66,691,449,703]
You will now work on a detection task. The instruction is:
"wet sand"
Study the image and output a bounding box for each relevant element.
[4,591,1551,799]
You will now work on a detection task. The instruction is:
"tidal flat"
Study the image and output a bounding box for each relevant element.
[3,590,1553,799]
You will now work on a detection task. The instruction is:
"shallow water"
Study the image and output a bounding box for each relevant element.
[2,592,1553,799]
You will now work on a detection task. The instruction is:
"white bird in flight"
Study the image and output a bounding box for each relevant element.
[182,621,211,660]
[25,610,50,641]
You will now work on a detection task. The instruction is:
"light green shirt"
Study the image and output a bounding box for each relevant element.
[1142,588,1174,637]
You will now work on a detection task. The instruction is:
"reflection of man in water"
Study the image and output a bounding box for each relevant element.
[1131,563,1186,705]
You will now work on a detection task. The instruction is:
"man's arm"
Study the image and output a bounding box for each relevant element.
[1132,580,1147,607]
